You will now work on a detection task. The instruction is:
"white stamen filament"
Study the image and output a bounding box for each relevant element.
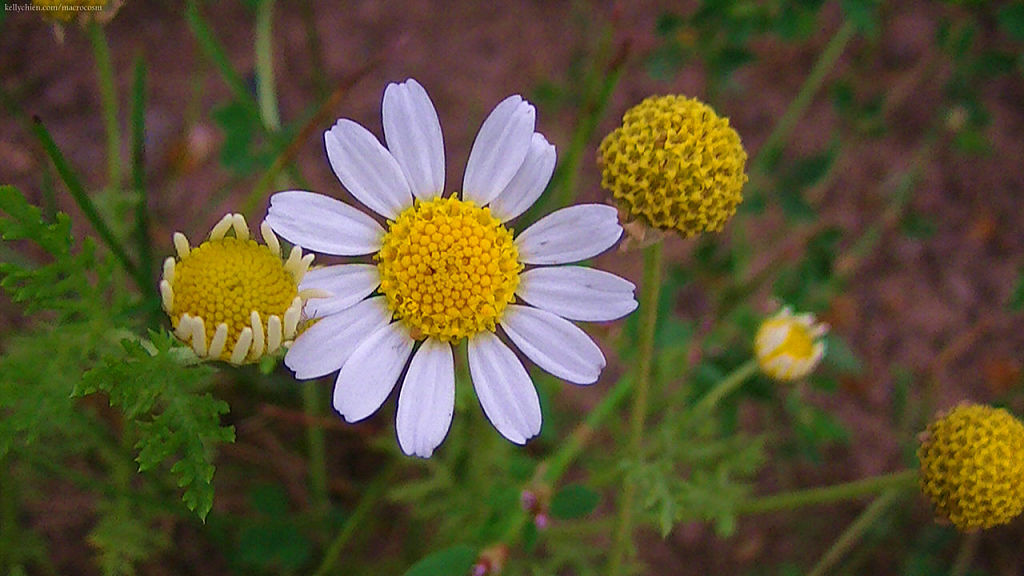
[208,323,229,359]
[283,297,302,338]
[210,214,233,240]
[159,280,174,312]
[162,257,176,284]
[231,213,250,240]
[261,221,281,257]
[283,246,302,276]
[173,232,190,258]
[175,314,193,340]
[230,327,254,364]
[190,316,208,357]
[267,315,283,353]
[250,311,266,358]
[294,253,315,284]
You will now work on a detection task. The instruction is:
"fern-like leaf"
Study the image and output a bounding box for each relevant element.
[79,331,235,520]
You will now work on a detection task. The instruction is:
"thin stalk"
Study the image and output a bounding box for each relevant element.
[87,21,122,187]
[607,240,663,575]
[31,118,142,288]
[806,489,901,576]
[736,469,918,515]
[302,382,330,516]
[185,1,263,128]
[950,530,980,576]
[0,456,16,573]
[689,358,758,420]
[545,373,634,484]
[255,0,281,130]
[130,56,156,304]
[750,20,856,178]
[501,372,635,543]
[311,465,394,576]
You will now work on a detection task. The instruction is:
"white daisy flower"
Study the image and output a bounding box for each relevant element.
[267,78,637,457]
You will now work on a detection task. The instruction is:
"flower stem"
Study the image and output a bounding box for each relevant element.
[31,118,141,289]
[303,382,330,516]
[736,469,918,515]
[689,358,758,420]
[607,239,663,575]
[87,21,122,187]
[751,19,856,177]
[806,488,902,576]
[311,464,395,576]
[255,0,281,131]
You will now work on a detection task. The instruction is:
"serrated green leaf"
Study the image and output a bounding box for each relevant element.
[550,484,601,520]
[402,545,477,576]
[79,330,233,520]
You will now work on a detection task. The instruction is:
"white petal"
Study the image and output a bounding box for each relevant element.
[516,266,637,322]
[467,331,541,444]
[332,321,414,423]
[300,264,381,318]
[383,79,445,200]
[284,297,391,380]
[487,133,556,222]
[396,338,455,458]
[500,305,605,385]
[325,120,413,219]
[267,191,384,256]
[515,204,622,265]
[463,95,535,206]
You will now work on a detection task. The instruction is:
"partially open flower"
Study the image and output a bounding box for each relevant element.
[160,213,313,365]
[918,403,1024,532]
[754,307,827,381]
[598,94,747,238]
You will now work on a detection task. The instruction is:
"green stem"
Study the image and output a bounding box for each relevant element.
[500,371,635,543]
[950,530,980,576]
[689,358,758,419]
[255,0,281,131]
[185,1,263,128]
[311,465,394,576]
[806,488,901,576]
[130,56,157,305]
[303,382,330,516]
[607,240,663,575]
[544,373,634,484]
[750,20,856,178]
[0,456,16,572]
[31,118,142,289]
[87,21,122,187]
[736,469,918,515]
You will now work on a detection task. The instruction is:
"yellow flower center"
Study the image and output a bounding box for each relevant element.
[599,95,747,237]
[918,404,1024,531]
[761,317,815,359]
[754,308,827,381]
[376,196,521,342]
[170,237,298,361]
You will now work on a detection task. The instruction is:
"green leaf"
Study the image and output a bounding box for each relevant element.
[79,331,234,520]
[1010,266,1024,311]
[550,484,601,519]
[999,3,1024,42]
[402,545,477,576]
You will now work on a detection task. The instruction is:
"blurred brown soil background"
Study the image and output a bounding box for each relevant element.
[2,0,1024,574]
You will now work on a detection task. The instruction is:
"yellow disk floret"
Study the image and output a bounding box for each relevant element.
[918,404,1024,532]
[599,95,747,237]
[754,307,827,381]
[376,196,522,342]
[160,214,313,364]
